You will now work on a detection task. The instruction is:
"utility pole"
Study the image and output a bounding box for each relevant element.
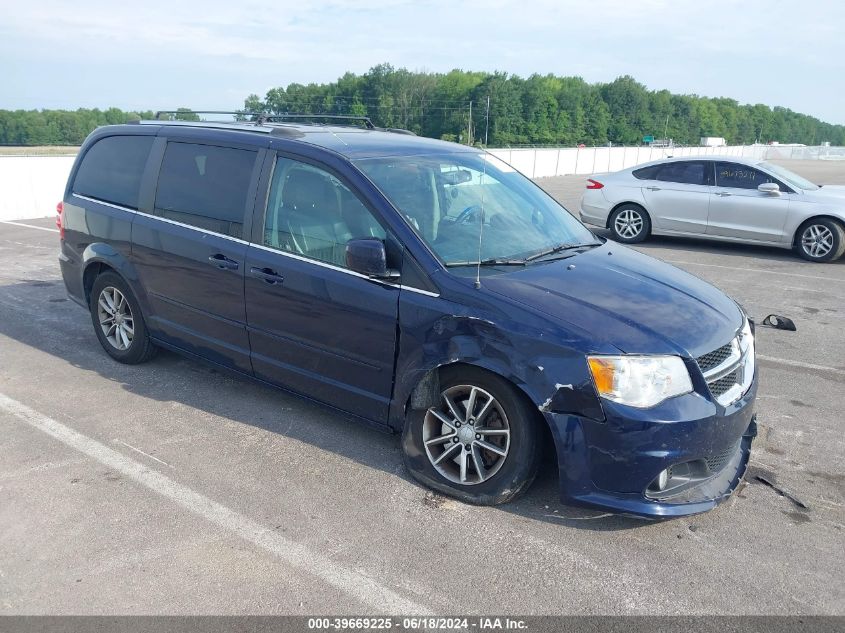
[468,101,473,146]
[484,95,490,147]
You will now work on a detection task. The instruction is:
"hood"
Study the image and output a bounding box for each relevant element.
[482,241,743,358]
[806,185,845,202]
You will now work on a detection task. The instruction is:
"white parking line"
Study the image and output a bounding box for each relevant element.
[0,392,432,615]
[757,354,845,377]
[662,259,845,284]
[0,220,59,233]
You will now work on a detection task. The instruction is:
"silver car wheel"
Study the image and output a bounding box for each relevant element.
[422,385,511,485]
[614,209,644,239]
[97,286,134,351]
[801,224,834,259]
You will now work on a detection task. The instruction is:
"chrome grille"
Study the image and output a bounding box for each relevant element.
[696,323,754,406]
[708,370,739,397]
[696,343,733,373]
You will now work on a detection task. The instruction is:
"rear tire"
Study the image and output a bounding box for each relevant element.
[795,219,845,263]
[89,272,157,364]
[609,204,651,243]
[401,366,540,505]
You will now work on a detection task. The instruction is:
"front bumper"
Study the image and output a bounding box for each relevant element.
[546,374,758,518]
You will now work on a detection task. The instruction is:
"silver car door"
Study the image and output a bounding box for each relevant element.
[707,161,791,242]
[640,160,712,234]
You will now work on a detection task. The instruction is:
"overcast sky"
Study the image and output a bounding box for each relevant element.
[3,0,843,124]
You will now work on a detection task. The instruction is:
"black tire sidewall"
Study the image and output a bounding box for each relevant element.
[401,366,539,505]
[795,219,845,263]
[609,204,650,243]
[89,272,153,364]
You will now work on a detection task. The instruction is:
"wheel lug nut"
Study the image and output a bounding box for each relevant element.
[475,434,481,440]
[464,444,471,451]
[452,437,459,443]
[455,422,461,428]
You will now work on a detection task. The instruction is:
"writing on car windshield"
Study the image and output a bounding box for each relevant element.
[355,152,596,266]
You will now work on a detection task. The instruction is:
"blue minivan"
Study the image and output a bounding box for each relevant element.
[59,116,757,517]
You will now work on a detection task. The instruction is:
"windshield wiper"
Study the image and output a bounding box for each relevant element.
[524,242,599,262]
[445,258,527,268]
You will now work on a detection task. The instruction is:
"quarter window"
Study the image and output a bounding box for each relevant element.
[154,142,257,239]
[632,165,660,180]
[73,135,153,209]
[264,157,386,268]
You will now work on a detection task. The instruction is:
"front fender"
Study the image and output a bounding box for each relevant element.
[388,289,605,432]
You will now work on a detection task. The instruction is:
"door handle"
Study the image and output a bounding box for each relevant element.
[250,267,285,284]
[715,192,732,197]
[646,186,661,191]
[208,254,239,270]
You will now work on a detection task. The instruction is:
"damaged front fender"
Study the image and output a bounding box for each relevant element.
[388,286,606,432]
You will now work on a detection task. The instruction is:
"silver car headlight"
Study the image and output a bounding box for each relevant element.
[587,355,693,408]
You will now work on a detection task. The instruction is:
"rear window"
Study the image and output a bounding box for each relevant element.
[154,142,257,239]
[72,135,153,209]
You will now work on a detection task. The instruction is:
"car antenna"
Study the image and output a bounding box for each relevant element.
[474,156,488,289]
[474,98,492,290]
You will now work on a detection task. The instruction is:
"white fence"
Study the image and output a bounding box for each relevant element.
[0,156,76,222]
[486,145,772,179]
[487,144,845,179]
[1,146,843,222]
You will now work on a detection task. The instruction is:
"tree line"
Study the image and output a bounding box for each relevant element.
[244,65,845,146]
[0,108,198,146]
[1,65,843,146]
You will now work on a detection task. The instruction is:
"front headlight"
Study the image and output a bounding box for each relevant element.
[587,355,693,408]
[739,316,754,353]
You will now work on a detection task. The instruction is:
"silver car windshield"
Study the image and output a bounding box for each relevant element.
[760,161,819,191]
[354,152,597,265]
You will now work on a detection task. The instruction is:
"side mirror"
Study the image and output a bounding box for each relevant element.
[346,238,399,280]
[758,182,780,195]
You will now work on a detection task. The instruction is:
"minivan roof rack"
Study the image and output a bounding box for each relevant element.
[152,110,377,130]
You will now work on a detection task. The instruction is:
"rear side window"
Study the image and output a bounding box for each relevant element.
[655,161,709,186]
[73,135,153,209]
[154,142,257,239]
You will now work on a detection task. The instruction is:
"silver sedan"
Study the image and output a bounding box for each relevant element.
[579,156,845,262]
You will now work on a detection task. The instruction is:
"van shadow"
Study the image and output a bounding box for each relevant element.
[1,278,649,532]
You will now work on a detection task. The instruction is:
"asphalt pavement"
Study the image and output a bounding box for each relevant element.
[0,161,843,615]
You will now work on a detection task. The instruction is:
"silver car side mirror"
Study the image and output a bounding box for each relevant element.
[758,182,780,195]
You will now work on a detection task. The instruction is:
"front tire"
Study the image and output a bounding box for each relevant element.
[609,204,651,243]
[89,271,157,364]
[795,219,845,262]
[401,366,540,505]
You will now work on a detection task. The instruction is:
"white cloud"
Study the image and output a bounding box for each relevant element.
[2,0,843,123]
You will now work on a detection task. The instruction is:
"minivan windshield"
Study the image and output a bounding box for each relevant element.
[759,161,819,191]
[355,152,598,266]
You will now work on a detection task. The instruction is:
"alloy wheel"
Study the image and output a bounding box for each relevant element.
[422,385,511,485]
[97,286,134,351]
[614,209,644,239]
[801,224,834,259]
